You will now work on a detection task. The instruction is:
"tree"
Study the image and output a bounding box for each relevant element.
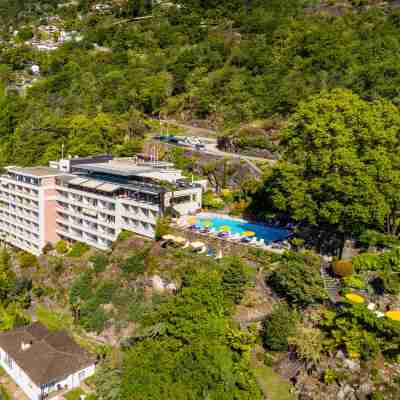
[263,303,298,351]
[221,257,249,305]
[252,89,400,252]
[267,251,327,307]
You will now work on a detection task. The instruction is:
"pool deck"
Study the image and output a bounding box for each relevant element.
[175,214,288,255]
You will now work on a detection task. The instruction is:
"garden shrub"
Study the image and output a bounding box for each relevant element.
[17,251,39,269]
[342,275,366,290]
[68,242,90,257]
[263,303,299,351]
[154,217,170,241]
[221,257,249,305]
[95,281,117,304]
[117,230,132,241]
[55,240,69,255]
[90,253,108,274]
[79,298,108,333]
[42,242,53,255]
[120,251,146,276]
[267,251,326,306]
[332,260,353,277]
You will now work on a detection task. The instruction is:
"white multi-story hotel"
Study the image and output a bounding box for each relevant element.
[0,156,203,254]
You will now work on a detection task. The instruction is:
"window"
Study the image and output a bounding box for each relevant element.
[5,353,13,369]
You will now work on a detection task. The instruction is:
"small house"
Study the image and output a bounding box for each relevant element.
[0,322,95,400]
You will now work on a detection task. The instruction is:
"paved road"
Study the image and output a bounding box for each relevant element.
[152,119,276,168]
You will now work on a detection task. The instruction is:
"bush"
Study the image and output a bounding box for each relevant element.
[120,251,146,276]
[202,191,224,210]
[263,303,299,351]
[342,275,366,290]
[95,281,117,304]
[42,242,53,255]
[263,352,274,367]
[55,240,69,255]
[117,230,133,241]
[90,253,108,274]
[332,260,353,277]
[155,217,170,241]
[79,299,108,333]
[267,251,327,306]
[221,257,249,305]
[64,388,84,400]
[68,242,90,257]
[17,252,39,269]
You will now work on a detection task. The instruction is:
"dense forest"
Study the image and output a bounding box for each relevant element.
[1,1,400,399]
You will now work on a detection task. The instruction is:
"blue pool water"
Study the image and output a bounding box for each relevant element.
[197,216,290,244]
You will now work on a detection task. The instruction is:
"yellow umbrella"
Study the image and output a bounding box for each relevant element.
[202,220,213,228]
[345,293,365,304]
[242,231,255,237]
[219,225,231,232]
[385,311,400,321]
[187,216,197,225]
[162,234,176,241]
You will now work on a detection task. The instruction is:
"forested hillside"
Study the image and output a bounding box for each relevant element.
[1,1,400,400]
[1,0,400,165]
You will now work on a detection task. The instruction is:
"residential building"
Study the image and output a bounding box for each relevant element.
[0,322,95,400]
[0,156,203,254]
[0,167,62,256]
[56,158,202,250]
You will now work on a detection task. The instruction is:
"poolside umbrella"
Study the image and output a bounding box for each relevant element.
[162,234,176,241]
[219,225,231,232]
[385,310,400,321]
[187,216,197,225]
[242,231,255,237]
[202,220,213,228]
[345,293,365,304]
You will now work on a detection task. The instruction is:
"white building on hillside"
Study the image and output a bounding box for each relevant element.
[0,322,95,400]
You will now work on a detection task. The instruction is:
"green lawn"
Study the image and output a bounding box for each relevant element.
[252,364,295,400]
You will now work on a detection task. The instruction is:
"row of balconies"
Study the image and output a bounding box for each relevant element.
[4,205,39,222]
[1,194,39,210]
[57,189,116,212]
[56,226,111,250]
[0,212,39,234]
[0,222,39,243]
[0,184,39,199]
[57,202,115,223]
[1,233,40,254]
[56,215,116,241]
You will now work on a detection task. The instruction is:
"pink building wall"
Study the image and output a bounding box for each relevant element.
[42,178,59,245]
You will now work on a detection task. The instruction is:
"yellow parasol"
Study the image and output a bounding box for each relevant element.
[219,225,231,232]
[202,220,213,228]
[385,311,400,321]
[242,231,255,237]
[187,216,197,225]
[345,293,365,304]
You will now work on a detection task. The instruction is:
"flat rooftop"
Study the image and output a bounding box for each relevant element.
[6,166,61,178]
[75,160,183,182]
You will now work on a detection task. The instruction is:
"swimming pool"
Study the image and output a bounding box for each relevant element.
[196,214,290,244]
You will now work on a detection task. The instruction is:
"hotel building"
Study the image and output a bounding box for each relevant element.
[0,157,202,254]
[0,167,61,256]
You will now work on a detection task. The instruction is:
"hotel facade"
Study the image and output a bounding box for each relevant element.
[0,156,203,254]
